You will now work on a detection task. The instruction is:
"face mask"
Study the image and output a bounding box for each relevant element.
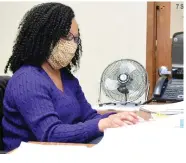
[48,39,77,69]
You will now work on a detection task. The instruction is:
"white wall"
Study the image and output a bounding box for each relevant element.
[170,1,184,38]
[0,1,147,105]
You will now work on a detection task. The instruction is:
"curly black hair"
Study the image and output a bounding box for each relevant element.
[4,2,82,74]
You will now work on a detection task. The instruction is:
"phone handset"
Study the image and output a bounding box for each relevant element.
[153,76,168,97]
[153,66,171,98]
[142,66,171,104]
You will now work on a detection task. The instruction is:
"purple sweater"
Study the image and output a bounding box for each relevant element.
[2,65,112,151]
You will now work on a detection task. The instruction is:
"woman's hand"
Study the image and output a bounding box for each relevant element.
[98,112,139,132]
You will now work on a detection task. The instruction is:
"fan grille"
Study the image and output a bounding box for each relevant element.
[101,59,148,102]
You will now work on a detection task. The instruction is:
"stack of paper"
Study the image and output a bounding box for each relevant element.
[92,115,185,162]
[140,101,184,115]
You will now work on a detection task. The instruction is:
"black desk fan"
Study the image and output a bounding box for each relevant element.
[98,59,149,106]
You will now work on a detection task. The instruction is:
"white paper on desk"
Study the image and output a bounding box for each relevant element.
[11,142,92,163]
[140,101,184,114]
[92,118,186,163]
[12,142,88,155]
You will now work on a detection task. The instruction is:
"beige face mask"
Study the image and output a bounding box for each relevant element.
[48,39,77,69]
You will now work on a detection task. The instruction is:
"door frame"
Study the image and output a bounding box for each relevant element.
[146,2,171,98]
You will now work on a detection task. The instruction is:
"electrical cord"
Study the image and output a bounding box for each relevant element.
[142,98,154,105]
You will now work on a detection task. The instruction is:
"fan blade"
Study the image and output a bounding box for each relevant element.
[104,78,119,91]
[129,90,140,95]
[127,62,136,72]
[130,69,139,77]
[130,69,142,84]
[119,62,136,74]
[119,64,129,74]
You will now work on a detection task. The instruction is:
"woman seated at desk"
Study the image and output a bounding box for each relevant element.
[2,2,139,152]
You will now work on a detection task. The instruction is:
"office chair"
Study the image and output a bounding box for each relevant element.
[0,76,11,152]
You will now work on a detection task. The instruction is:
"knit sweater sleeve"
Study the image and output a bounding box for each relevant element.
[74,78,116,122]
[12,72,103,143]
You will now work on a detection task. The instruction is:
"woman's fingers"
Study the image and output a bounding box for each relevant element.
[122,120,134,125]
[119,113,138,124]
[111,117,125,127]
[106,112,141,130]
[128,112,139,120]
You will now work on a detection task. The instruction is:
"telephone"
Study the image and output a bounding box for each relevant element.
[153,76,183,102]
[151,32,184,103]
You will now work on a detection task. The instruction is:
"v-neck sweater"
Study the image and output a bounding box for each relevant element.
[2,65,112,152]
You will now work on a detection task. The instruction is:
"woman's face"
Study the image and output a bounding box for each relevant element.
[69,18,79,39]
[47,18,79,70]
[61,18,80,44]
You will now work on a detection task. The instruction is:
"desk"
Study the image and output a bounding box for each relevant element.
[9,142,94,154]
[9,110,151,154]
[28,141,94,148]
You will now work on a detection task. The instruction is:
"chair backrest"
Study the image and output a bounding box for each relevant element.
[0,76,11,151]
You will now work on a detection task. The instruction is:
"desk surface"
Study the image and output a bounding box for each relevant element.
[29,141,94,147]
[9,110,151,153]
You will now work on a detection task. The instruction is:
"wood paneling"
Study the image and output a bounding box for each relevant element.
[146,2,157,98]
[146,2,172,99]
[156,2,172,79]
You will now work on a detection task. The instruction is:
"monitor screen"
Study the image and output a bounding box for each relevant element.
[172,32,183,67]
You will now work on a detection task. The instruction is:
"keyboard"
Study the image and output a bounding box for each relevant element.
[162,79,183,101]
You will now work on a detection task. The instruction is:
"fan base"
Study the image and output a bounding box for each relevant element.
[99,101,141,107]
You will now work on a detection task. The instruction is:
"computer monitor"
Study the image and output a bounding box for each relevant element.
[172,32,183,68]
